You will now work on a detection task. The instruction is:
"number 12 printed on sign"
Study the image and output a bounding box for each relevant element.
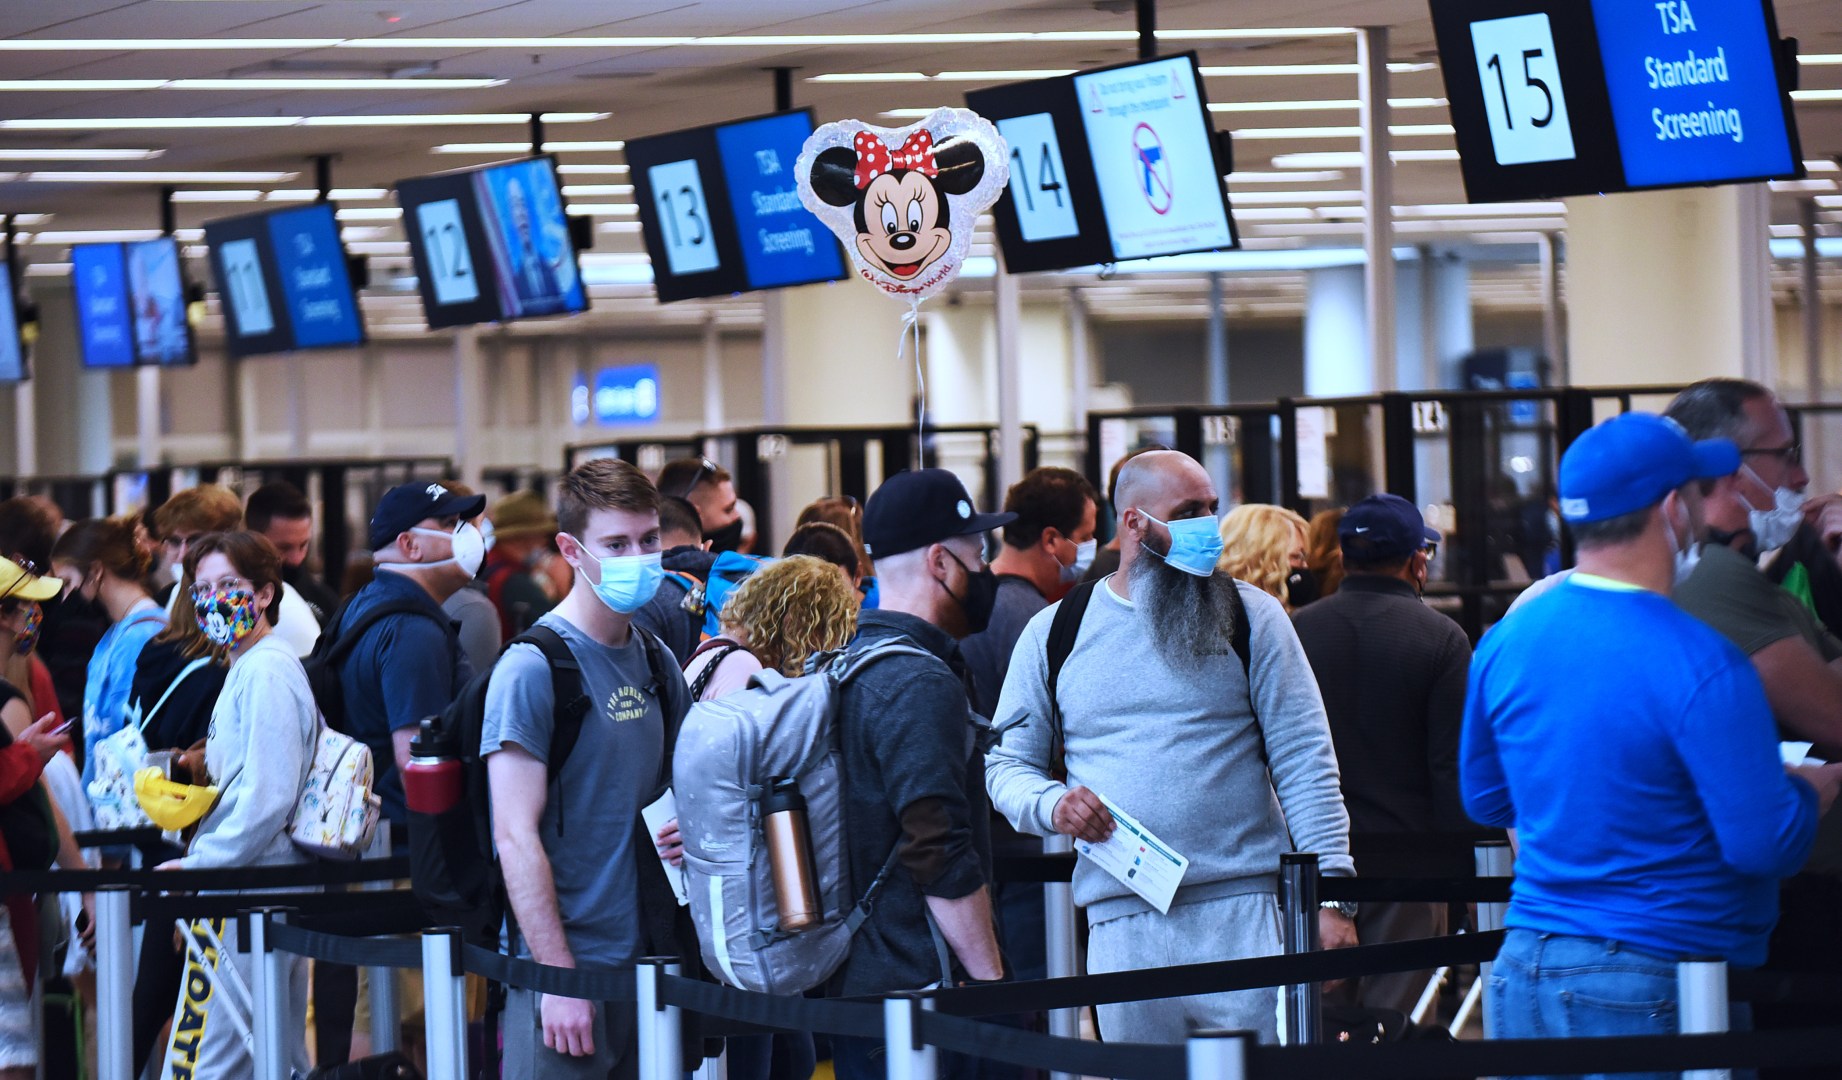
[415,199,480,307]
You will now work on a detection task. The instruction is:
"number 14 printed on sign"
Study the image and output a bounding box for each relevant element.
[996,113,1079,243]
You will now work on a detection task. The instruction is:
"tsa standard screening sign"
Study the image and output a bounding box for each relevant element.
[1074,57,1231,261]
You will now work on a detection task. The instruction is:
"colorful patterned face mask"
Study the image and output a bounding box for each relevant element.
[12,603,41,657]
[193,587,259,647]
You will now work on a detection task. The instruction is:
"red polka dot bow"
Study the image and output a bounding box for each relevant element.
[853,129,938,189]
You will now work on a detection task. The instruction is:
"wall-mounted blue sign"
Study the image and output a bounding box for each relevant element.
[592,364,661,425]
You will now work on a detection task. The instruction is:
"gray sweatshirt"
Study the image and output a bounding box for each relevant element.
[987,576,1353,924]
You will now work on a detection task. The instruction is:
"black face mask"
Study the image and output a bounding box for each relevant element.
[705,517,746,555]
[943,549,998,636]
[1285,567,1321,608]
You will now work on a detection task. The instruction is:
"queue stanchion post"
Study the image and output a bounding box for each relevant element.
[248,908,289,1080]
[1186,1029,1253,1080]
[882,992,937,1080]
[1043,831,1081,1080]
[365,832,400,1052]
[96,885,133,1080]
[420,927,468,1080]
[635,956,683,1080]
[1474,840,1513,1037]
[1278,852,1321,1046]
[1678,957,1730,1080]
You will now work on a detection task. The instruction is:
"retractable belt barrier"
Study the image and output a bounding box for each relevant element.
[1245,1028,1842,1079]
[0,854,409,895]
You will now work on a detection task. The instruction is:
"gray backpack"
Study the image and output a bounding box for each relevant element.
[673,638,927,995]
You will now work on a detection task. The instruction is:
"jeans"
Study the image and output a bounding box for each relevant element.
[1488,929,1679,1080]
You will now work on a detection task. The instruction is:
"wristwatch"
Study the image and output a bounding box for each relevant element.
[1320,900,1358,920]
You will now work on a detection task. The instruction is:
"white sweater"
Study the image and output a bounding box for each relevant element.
[179,635,316,873]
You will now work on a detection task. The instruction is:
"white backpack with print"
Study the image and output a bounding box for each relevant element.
[289,725,382,860]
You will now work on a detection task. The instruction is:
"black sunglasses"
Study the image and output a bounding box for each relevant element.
[668,458,720,500]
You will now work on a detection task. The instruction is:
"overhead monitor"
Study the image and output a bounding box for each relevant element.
[624,108,849,303]
[205,201,366,358]
[395,155,589,329]
[966,53,1238,274]
[1431,0,1801,201]
[71,239,195,368]
[0,263,23,383]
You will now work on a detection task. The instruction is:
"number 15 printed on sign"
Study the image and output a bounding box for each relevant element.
[1471,13,1577,165]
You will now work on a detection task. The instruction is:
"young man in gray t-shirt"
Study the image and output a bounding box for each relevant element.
[481,459,687,1079]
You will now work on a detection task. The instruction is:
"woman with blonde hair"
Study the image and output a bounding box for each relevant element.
[1218,503,1317,612]
[683,555,861,702]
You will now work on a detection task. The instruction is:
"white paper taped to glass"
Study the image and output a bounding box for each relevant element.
[1074,791,1189,915]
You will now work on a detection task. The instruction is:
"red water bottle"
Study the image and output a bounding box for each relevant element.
[404,719,462,815]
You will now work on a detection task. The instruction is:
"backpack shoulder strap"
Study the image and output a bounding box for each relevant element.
[507,625,589,783]
[139,656,212,731]
[1225,579,1252,681]
[1044,579,1098,765]
[321,597,445,666]
[687,643,747,703]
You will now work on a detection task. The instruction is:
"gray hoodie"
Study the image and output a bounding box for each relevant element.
[986,576,1353,924]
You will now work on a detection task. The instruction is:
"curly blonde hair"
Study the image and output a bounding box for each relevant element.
[718,555,859,676]
[1218,504,1310,609]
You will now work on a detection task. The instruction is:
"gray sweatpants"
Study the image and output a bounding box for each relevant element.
[162,917,310,1080]
[502,986,638,1080]
[1087,891,1284,1045]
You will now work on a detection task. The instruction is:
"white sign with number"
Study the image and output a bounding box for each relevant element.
[648,159,721,276]
[1470,13,1577,166]
[218,238,274,337]
[996,112,1080,243]
[416,199,480,306]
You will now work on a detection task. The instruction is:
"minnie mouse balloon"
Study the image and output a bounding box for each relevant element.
[797,107,1008,302]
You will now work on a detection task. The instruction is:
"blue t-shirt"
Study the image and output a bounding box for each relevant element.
[81,607,167,786]
[1461,576,1819,967]
[337,570,467,824]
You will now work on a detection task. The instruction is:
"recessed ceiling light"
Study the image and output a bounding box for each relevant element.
[1230,124,1455,140]
[0,77,506,90]
[556,163,629,175]
[0,112,605,131]
[20,169,300,182]
[1790,89,1842,102]
[560,184,634,197]
[1270,149,1462,167]
[27,229,167,243]
[0,28,1355,51]
[1227,170,1346,183]
[565,204,639,216]
[1807,160,1840,173]
[1209,97,1447,113]
[1200,62,1435,76]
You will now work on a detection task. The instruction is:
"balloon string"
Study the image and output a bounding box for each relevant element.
[903,296,925,470]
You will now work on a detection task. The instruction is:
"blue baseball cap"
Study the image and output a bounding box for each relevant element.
[1558,413,1739,524]
[368,481,487,550]
[1339,493,1440,561]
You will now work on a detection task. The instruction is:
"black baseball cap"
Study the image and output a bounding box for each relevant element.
[368,481,487,550]
[862,469,1016,559]
[1339,493,1440,561]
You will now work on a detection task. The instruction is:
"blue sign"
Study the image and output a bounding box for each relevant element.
[1592,0,1795,187]
[715,112,847,291]
[71,244,135,368]
[268,204,363,349]
[592,364,661,425]
[0,264,22,383]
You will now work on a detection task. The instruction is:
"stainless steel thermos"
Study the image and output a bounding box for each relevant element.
[763,776,820,932]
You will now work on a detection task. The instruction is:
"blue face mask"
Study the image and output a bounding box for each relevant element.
[1137,510,1223,577]
[572,539,664,614]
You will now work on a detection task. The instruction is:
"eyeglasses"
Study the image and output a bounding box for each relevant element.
[1422,542,1439,561]
[1742,442,1803,466]
[190,578,253,602]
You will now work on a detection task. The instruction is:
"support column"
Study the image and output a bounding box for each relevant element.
[1305,265,1370,396]
[1204,272,1233,500]
[1565,185,1776,385]
[1801,200,1827,492]
[1538,232,1565,383]
[995,260,1024,495]
[1068,288,1092,438]
[453,327,485,488]
[1359,26,1396,392]
[287,354,308,458]
[137,365,162,469]
[26,278,112,476]
[702,314,725,432]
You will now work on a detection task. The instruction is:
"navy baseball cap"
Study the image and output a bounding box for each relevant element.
[862,469,1016,559]
[368,481,487,550]
[1339,494,1440,561]
[1559,413,1739,523]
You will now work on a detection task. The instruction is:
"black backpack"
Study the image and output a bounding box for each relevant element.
[302,596,446,738]
[407,623,681,947]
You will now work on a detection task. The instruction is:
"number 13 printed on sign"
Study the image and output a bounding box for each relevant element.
[649,158,721,276]
[1470,13,1577,166]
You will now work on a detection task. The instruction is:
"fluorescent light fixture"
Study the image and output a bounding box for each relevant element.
[23,262,71,276]
[344,242,413,255]
[808,72,931,83]
[1799,55,1842,65]
[0,28,1354,52]
[1227,170,1345,183]
[0,113,606,131]
[1816,195,1842,208]
[935,70,1078,81]
[334,207,404,220]
[8,214,52,225]
[1791,89,1842,102]
[1397,201,1565,216]
[1233,207,1323,220]
[0,77,506,90]
[1231,188,1363,204]
[1200,62,1436,77]
[1210,97,1446,113]
[557,163,629,175]
[168,186,391,203]
[168,189,265,202]
[1272,149,1462,167]
[561,184,634,196]
[1770,179,1840,193]
[880,109,939,119]
[28,229,165,243]
[0,147,163,160]
[173,228,204,241]
[1233,124,1455,140]
[21,169,299,182]
[597,221,644,233]
[433,140,625,153]
[1808,160,1841,173]
[566,204,640,216]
